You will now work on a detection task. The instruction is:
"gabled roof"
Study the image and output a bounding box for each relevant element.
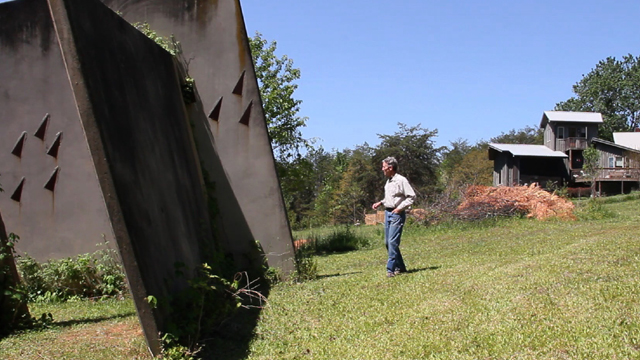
[540,111,603,128]
[488,143,568,159]
[592,138,640,154]
[613,132,640,150]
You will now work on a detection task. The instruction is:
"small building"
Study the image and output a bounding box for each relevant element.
[488,144,567,187]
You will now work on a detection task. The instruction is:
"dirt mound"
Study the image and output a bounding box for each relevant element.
[456,184,575,220]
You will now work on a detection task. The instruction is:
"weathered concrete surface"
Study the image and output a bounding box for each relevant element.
[0,0,116,261]
[48,0,218,353]
[0,0,295,274]
[176,63,263,274]
[105,0,296,274]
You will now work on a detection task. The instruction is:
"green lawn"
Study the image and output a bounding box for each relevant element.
[246,198,640,359]
[0,299,148,359]
[2,197,639,359]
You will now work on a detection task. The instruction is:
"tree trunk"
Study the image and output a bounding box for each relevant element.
[0,210,30,336]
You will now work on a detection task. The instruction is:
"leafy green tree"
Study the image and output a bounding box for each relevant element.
[440,139,473,187]
[582,146,600,197]
[440,140,493,193]
[490,125,543,144]
[333,144,378,223]
[375,123,445,201]
[555,54,640,141]
[313,151,348,225]
[249,32,309,162]
[276,156,315,228]
[454,148,493,186]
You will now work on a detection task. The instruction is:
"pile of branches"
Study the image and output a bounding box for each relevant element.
[408,190,463,224]
[455,184,575,221]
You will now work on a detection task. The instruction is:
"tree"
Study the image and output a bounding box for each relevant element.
[555,54,640,141]
[582,146,600,197]
[249,32,309,162]
[490,125,543,144]
[440,140,492,194]
[440,139,473,187]
[454,148,493,187]
[313,150,348,225]
[333,144,378,224]
[375,123,445,201]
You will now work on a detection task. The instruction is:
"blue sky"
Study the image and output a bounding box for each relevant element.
[241,0,640,151]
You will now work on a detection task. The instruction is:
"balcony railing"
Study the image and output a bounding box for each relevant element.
[555,137,588,152]
[572,168,640,182]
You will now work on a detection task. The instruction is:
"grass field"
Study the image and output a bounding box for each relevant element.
[1,196,639,359]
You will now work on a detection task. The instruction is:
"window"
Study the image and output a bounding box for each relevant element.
[610,156,624,167]
[563,126,586,138]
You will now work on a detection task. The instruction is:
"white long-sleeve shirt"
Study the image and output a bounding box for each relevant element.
[380,173,415,211]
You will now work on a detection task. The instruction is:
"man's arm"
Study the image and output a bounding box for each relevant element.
[393,178,415,213]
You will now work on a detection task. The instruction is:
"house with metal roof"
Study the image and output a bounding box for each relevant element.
[488,144,568,188]
[489,111,640,194]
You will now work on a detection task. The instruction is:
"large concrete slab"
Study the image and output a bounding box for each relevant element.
[0,0,295,275]
[48,0,219,353]
[0,0,116,261]
[104,0,296,273]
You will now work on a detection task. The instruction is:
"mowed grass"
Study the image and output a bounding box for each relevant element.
[249,198,640,359]
[2,196,640,359]
[0,299,149,360]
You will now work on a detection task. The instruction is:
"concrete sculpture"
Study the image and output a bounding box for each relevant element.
[0,0,295,354]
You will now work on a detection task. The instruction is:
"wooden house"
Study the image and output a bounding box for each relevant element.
[573,138,640,194]
[489,111,640,194]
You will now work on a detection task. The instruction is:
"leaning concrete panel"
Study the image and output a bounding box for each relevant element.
[48,0,217,353]
[176,63,263,274]
[104,0,296,273]
[0,0,116,261]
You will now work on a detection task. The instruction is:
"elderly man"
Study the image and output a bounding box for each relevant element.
[372,156,415,278]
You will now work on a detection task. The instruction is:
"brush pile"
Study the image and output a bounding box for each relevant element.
[455,184,575,221]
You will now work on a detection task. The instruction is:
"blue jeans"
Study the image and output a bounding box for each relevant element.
[385,210,407,273]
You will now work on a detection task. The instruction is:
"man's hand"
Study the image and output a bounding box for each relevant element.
[372,202,381,210]
[392,208,402,214]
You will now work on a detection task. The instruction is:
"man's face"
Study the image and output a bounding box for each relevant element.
[382,162,394,178]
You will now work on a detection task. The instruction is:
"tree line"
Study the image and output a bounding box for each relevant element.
[250,33,639,229]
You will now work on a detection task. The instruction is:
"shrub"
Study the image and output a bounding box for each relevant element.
[313,226,371,253]
[574,199,616,221]
[17,243,127,303]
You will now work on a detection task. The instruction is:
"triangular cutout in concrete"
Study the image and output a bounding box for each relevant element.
[11,131,27,158]
[34,113,50,140]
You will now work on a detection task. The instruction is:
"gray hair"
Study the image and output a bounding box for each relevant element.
[383,156,398,171]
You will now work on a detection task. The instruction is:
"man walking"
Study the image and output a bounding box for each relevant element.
[372,157,415,278]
